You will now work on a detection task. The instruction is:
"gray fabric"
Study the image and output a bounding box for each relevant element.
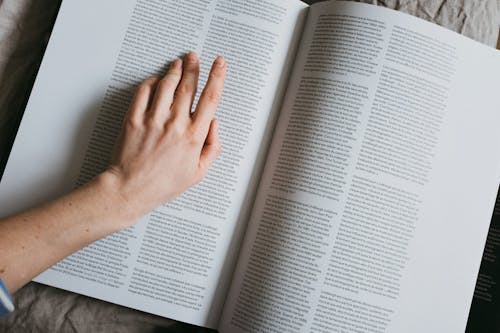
[345,0,500,47]
[0,0,498,332]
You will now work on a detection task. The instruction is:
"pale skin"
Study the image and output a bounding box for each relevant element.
[0,51,226,294]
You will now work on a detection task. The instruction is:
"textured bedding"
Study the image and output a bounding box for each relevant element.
[0,0,498,332]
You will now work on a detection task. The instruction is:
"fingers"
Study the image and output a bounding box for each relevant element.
[172,52,200,119]
[149,59,183,125]
[127,77,160,125]
[199,120,221,176]
[192,56,226,138]
[129,53,225,158]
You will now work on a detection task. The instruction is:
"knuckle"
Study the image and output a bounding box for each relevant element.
[167,66,183,76]
[143,76,159,87]
[125,115,142,129]
[185,59,200,71]
[145,116,163,130]
[135,84,151,97]
[164,71,182,84]
[202,89,222,104]
[177,82,196,95]
[136,77,158,94]
[157,78,176,93]
[183,61,200,76]
[185,52,199,64]
[209,68,224,79]
[165,121,185,138]
[186,127,202,145]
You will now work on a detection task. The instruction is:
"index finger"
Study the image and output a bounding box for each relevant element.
[191,56,226,135]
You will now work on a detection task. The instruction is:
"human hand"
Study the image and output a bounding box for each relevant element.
[0,52,226,293]
[102,52,226,224]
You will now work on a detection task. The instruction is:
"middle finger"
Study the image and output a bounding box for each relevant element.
[172,51,200,119]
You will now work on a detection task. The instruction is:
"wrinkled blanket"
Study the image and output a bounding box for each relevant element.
[0,0,498,332]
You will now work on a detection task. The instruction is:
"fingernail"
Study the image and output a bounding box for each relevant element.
[171,59,182,69]
[215,56,225,67]
[186,52,198,64]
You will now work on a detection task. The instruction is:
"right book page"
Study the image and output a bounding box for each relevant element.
[218,1,500,332]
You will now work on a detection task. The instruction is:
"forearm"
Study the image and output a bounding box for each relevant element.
[0,172,136,293]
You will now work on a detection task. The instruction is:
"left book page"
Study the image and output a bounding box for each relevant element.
[0,0,307,328]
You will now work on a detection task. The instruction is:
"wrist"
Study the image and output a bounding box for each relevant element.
[89,171,143,231]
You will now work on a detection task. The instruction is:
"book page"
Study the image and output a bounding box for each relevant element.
[0,0,307,328]
[219,2,500,332]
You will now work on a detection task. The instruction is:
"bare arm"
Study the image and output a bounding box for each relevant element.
[0,52,226,293]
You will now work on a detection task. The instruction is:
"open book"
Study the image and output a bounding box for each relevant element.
[0,0,499,331]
